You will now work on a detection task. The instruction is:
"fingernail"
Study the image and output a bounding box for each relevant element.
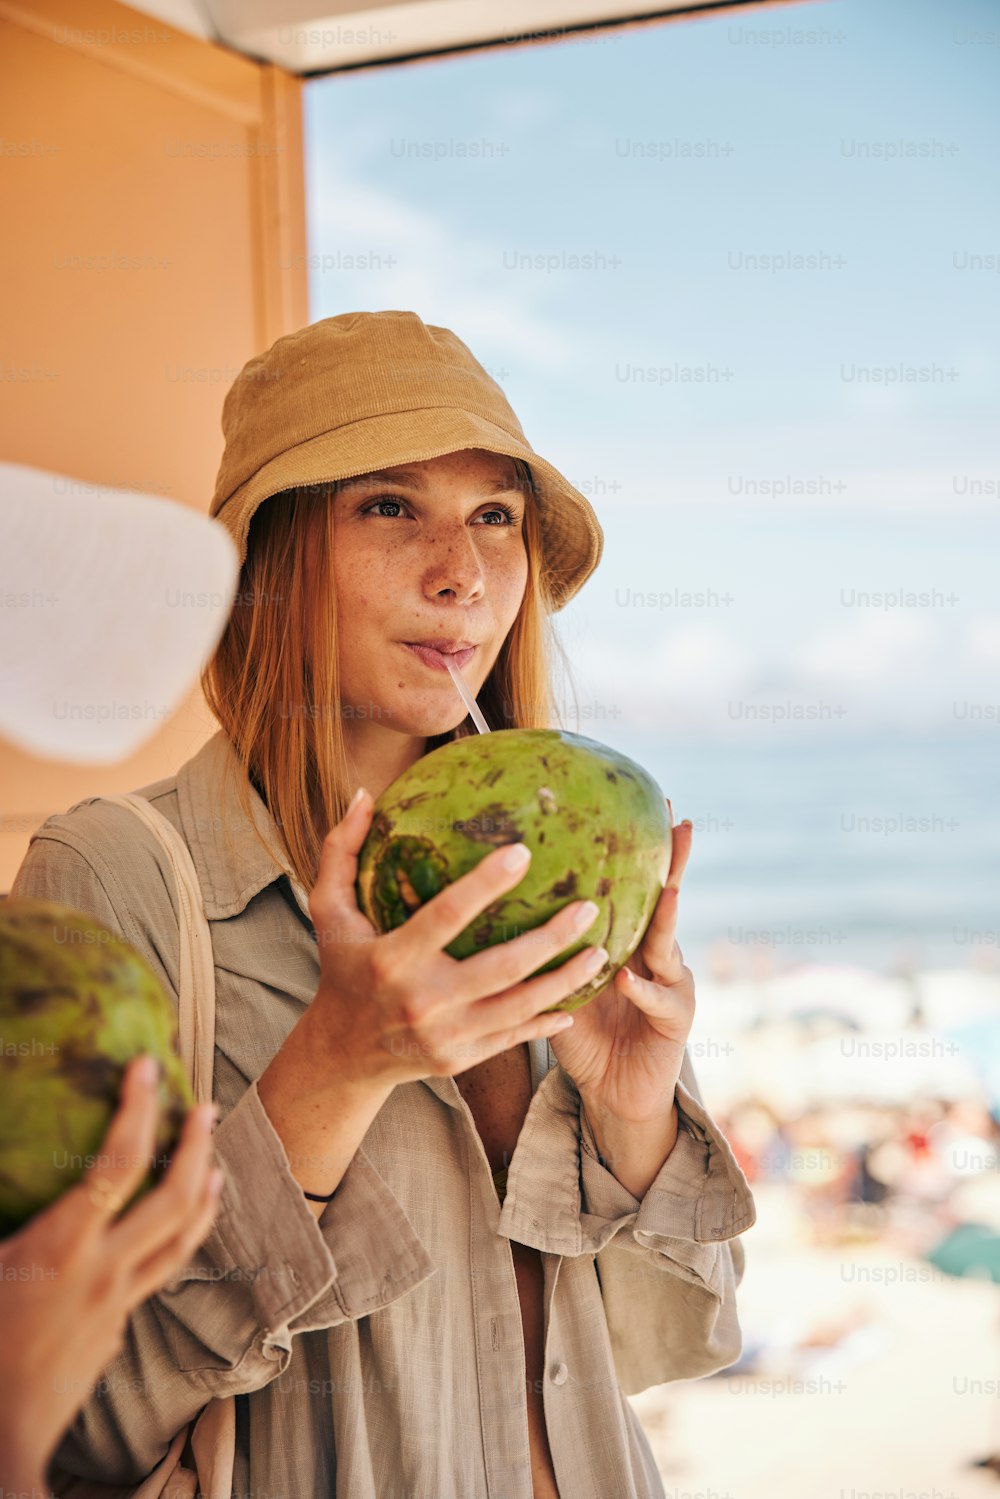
[572,900,599,929]
[501,843,531,871]
[207,1168,225,1199]
[348,787,367,813]
[134,1055,157,1087]
[583,946,608,969]
[551,1014,574,1031]
[194,1103,216,1131]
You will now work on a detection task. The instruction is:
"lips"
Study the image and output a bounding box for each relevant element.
[403,642,477,673]
[407,639,478,652]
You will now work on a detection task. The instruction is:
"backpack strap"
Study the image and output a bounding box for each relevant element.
[93,793,235,1499]
[98,793,216,1106]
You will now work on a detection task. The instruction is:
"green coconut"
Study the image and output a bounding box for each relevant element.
[0,898,193,1234]
[356,728,671,1013]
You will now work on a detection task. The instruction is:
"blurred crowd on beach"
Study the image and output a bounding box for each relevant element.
[692,946,1000,1271]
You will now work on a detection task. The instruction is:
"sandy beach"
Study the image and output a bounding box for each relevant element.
[624,954,1000,1499]
[632,1187,1000,1498]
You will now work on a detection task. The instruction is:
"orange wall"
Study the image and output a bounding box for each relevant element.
[0,0,309,891]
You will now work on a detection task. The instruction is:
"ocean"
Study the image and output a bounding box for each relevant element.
[596,728,999,978]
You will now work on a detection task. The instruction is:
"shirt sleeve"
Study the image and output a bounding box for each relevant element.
[576,1050,755,1299]
[10,822,436,1485]
[498,1045,755,1394]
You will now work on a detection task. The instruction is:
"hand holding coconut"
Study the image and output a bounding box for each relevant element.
[340,728,695,1199]
[258,782,603,1211]
[305,787,603,1085]
[0,1055,221,1497]
[0,897,224,1476]
[549,814,697,1198]
[262,729,688,1207]
[548,810,695,1117]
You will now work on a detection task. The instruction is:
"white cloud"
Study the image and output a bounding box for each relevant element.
[565,460,998,512]
[789,613,933,687]
[309,172,435,245]
[964,615,1000,668]
[568,623,758,729]
[561,605,993,738]
[307,167,579,370]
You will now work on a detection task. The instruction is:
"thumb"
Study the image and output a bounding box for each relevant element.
[308,787,377,943]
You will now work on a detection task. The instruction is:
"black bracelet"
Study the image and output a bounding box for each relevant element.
[303,1186,337,1203]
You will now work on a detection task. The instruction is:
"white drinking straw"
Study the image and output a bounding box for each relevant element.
[445,655,491,734]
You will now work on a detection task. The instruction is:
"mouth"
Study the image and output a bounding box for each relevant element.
[402,642,478,673]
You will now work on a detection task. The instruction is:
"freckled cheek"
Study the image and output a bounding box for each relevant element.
[333,550,378,614]
[491,556,528,620]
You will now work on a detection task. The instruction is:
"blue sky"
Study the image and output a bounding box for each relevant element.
[302,0,999,743]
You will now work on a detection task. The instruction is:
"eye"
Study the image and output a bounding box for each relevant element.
[359,495,520,526]
[361,495,407,518]
[478,502,519,526]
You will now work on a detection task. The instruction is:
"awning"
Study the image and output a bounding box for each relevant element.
[125,0,805,73]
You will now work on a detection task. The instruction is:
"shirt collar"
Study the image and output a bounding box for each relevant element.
[175,728,312,922]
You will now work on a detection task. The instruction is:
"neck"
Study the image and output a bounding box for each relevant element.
[341,721,429,805]
[251,724,453,821]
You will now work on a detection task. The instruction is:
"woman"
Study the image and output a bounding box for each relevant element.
[11,310,756,1499]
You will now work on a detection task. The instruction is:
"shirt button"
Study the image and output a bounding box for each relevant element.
[550,1362,568,1386]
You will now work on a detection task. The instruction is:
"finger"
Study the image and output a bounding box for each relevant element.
[642,820,692,980]
[309,788,377,941]
[616,964,693,1029]
[70,1055,162,1230]
[471,941,608,1030]
[126,1168,224,1306]
[455,1004,577,1071]
[665,820,693,894]
[426,940,602,1072]
[107,1102,216,1268]
[393,841,538,958]
[637,893,687,984]
[637,880,688,984]
[456,894,603,1004]
[644,875,683,971]
[629,935,686,989]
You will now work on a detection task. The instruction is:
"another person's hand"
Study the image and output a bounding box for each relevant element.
[305,788,608,1086]
[0,1054,222,1496]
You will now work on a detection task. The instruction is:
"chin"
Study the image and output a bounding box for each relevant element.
[378,698,469,739]
[420,708,472,738]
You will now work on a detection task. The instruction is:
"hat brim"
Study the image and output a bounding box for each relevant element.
[211,406,602,613]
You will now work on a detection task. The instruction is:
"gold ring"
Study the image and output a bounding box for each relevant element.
[87,1175,126,1214]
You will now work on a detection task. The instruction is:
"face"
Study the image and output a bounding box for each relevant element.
[321,448,529,743]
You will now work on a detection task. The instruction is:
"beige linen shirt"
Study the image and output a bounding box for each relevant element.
[11,729,756,1499]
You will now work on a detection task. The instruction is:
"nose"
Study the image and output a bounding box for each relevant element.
[421,521,486,605]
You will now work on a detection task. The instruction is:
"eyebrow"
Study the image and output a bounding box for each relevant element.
[337,468,522,497]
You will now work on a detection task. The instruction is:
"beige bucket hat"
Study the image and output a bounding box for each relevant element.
[209,310,603,612]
